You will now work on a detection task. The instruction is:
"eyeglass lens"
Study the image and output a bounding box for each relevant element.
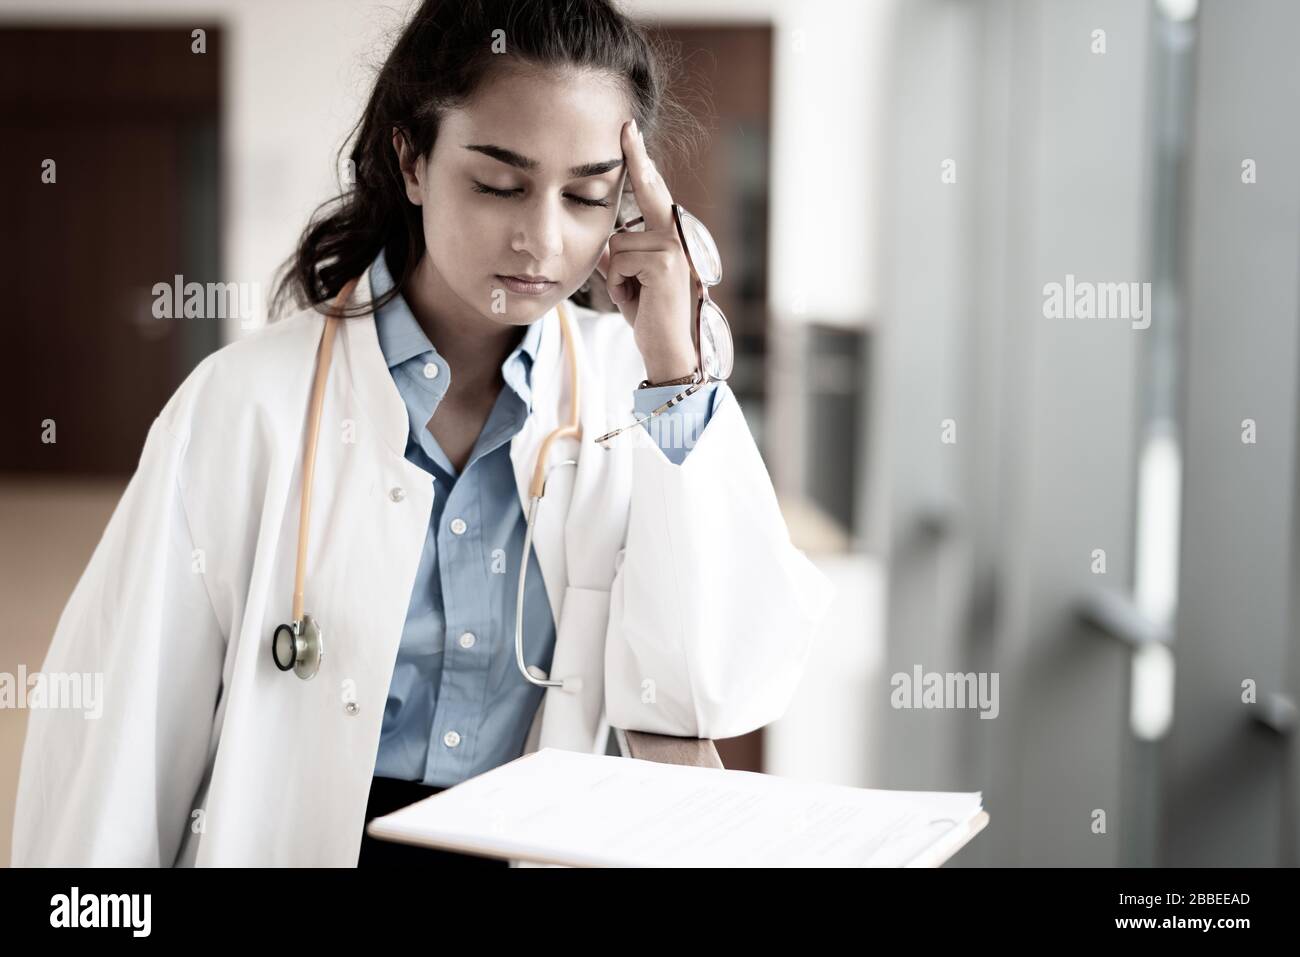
[677,212,732,381]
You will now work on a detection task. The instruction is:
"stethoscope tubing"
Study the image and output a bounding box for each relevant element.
[273,278,584,696]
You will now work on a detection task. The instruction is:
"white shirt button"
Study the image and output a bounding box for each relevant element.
[423,362,440,379]
[459,632,476,649]
[450,517,468,535]
[389,487,405,502]
[443,730,461,748]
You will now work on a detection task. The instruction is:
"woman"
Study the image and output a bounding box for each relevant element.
[12,0,832,867]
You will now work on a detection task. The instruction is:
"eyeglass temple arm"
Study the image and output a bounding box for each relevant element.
[593,379,706,447]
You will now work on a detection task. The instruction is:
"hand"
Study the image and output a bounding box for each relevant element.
[594,119,699,383]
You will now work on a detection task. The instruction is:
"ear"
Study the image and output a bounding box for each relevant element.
[391,127,424,206]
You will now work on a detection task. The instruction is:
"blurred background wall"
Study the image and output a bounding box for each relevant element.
[2,0,1298,867]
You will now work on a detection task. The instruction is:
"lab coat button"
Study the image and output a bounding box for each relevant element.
[459,632,476,649]
[450,517,467,535]
[345,701,359,716]
[423,362,440,379]
[443,730,461,748]
[389,487,406,502]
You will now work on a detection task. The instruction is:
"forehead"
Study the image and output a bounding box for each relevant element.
[439,64,630,171]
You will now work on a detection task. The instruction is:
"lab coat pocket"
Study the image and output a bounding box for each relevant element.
[543,584,611,753]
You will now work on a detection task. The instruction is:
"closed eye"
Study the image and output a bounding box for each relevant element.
[472,181,610,208]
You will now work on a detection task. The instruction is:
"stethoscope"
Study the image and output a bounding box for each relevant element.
[271,276,586,696]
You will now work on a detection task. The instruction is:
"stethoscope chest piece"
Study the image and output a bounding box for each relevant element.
[272,614,324,680]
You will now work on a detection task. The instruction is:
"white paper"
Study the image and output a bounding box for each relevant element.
[365,748,984,867]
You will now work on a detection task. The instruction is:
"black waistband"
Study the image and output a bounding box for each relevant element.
[359,775,509,867]
[365,774,446,823]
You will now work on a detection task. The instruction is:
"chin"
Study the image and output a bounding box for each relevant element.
[488,280,561,310]
[477,287,543,324]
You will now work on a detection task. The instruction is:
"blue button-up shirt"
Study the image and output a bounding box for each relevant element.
[369,250,722,786]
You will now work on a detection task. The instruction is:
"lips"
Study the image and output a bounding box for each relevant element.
[496,274,557,296]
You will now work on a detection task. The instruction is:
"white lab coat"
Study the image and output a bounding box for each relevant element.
[11,268,834,866]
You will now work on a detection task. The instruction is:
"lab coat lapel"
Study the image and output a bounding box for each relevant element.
[509,302,617,620]
[510,302,572,628]
[342,269,411,460]
[556,309,620,589]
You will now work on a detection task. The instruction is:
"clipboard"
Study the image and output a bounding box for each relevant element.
[365,748,987,867]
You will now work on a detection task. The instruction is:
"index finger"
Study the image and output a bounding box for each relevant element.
[621,119,673,232]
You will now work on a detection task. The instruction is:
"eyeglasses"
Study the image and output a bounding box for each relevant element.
[593,203,733,447]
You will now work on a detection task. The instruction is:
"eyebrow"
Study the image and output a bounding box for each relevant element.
[463,144,624,178]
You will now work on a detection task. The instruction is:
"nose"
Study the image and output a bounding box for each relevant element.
[511,194,564,264]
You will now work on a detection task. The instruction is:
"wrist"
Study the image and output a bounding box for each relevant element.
[641,344,696,384]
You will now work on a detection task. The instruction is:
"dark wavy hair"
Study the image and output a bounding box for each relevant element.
[270,0,702,321]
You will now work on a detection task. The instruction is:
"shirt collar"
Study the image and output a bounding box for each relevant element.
[367,249,543,407]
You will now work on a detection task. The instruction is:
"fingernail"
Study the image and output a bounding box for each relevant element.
[630,118,639,138]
